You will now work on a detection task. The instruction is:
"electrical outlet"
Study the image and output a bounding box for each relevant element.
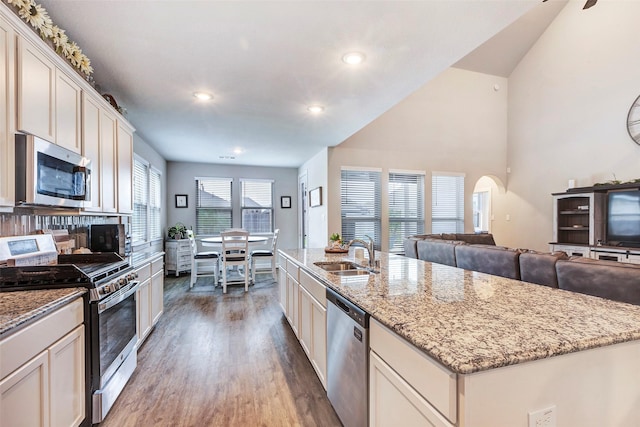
[528,406,556,427]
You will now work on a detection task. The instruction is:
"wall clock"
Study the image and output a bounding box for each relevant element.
[627,94,640,146]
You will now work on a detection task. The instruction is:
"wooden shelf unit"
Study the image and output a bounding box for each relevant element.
[552,192,604,246]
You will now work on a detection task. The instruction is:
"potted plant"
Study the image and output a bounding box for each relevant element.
[329,233,343,249]
[168,223,187,239]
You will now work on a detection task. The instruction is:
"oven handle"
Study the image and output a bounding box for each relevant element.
[97,281,140,314]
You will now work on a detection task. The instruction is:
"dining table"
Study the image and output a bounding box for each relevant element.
[200,235,270,285]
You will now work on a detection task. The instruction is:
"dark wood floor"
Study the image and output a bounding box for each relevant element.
[101,273,341,427]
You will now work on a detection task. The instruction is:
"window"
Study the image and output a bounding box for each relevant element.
[431,172,465,234]
[473,190,490,233]
[241,179,274,233]
[196,177,232,235]
[341,169,381,249]
[132,156,162,244]
[389,172,425,253]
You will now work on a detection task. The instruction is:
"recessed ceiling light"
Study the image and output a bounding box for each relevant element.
[307,105,324,114]
[193,92,213,101]
[233,147,244,155]
[342,52,366,65]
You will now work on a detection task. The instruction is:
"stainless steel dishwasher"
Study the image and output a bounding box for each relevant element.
[326,288,370,427]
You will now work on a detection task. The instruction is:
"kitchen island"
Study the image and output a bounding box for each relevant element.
[279,248,640,427]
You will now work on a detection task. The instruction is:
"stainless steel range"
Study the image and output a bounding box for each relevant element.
[0,237,140,425]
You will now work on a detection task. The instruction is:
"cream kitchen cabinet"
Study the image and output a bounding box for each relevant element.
[100,109,118,213]
[165,239,191,276]
[370,319,457,427]
[136,255,165,348]
[298,269,327,389]
[278,254,287,312]
[116,122,134,214]
[135,261,152,347]
[17,35,55,142]
[81,92,102,212]
[151,258,164,325]
[0,298,85,427]
[55,71,82,153]
[285,258,300,338]
[0,14,14,207]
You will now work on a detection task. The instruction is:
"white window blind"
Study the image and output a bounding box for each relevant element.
[241,179,274,233]
[149,168,162,240]
[341,169,382,249]
[196,177,232,235]
[389,172,425,253]
[132,158,148,244]
[432,173,465,234]
[133,157,163,245]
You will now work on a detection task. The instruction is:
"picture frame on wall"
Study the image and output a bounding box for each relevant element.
[310,187,322,207]
[175,194,188,208]
[281,196,292,209]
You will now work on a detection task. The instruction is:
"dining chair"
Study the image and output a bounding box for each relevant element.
[187,230,220,288]
[220,229,250,293]
[251,229,279,282]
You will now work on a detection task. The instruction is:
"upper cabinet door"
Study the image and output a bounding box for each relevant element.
[0,15,15,207]
[17,36,55,142]
[55,71,82,153]
[82,92,102,212]
[100,109,117,213]
[117,122,133,214]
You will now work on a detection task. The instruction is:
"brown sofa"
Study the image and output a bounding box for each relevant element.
[416,239,462,267]
[556,257,640,306]
[454,244,522,280]
[518,250,569,288]
[404,233,496,260]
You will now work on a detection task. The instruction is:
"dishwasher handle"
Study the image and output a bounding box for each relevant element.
[327,287,369,328]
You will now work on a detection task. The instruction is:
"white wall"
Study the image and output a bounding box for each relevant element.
[166,161,298,250]
[327,67,509,251]
[503,0,640,251]
[299,148,328,248]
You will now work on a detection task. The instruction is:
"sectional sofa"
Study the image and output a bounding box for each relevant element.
[404,233,640,306]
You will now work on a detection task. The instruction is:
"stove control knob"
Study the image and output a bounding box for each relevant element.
[102,285,110,294]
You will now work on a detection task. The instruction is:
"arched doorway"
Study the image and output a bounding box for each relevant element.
[472,175,505,233]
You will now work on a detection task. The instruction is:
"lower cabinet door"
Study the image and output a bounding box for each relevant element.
[370,351,453,427]
[49,325,85,427]
[151,271,164,325]
[299,287,313,358]
[310,297,327,389]
[0,350,49,427]
[278,267,287,313]
[136,279,152,347]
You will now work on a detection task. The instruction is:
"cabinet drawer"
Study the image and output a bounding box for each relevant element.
[135,262,151,282]
[151,257,164,275]
[286,259,299,281]
[370,319,457,424]
[299,269,326,307]
[1,298,83,380]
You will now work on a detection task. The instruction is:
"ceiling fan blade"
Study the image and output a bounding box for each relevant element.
[583,0,597,9]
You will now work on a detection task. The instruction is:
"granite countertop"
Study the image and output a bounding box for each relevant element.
[0,288,87,338]
[131,250,164,268]
[281,248,640,375]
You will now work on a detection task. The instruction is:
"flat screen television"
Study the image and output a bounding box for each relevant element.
[607,190,640,247]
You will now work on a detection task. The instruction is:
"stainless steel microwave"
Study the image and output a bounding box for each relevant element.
[15,134,91,208]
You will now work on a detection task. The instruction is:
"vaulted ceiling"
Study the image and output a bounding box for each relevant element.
[36,0,562,168]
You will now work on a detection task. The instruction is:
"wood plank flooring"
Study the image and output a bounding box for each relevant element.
[101,273,342,427]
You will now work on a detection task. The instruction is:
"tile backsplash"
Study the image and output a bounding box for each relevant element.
[0,213,126,250]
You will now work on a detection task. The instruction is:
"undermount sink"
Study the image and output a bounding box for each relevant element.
[331,269,373,276]
[314,261,362,271]
[314,261,377,276]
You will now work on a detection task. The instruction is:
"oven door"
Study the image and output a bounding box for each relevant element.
[92,280,140,423]
[96,281,139,388]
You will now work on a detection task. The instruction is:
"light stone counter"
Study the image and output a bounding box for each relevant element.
[0,288,86,338]
[280,248,640,374]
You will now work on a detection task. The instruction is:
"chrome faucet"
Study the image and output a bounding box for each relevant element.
[348,235,376,269]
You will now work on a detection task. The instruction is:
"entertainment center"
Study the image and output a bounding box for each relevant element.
[551,183,640,264]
